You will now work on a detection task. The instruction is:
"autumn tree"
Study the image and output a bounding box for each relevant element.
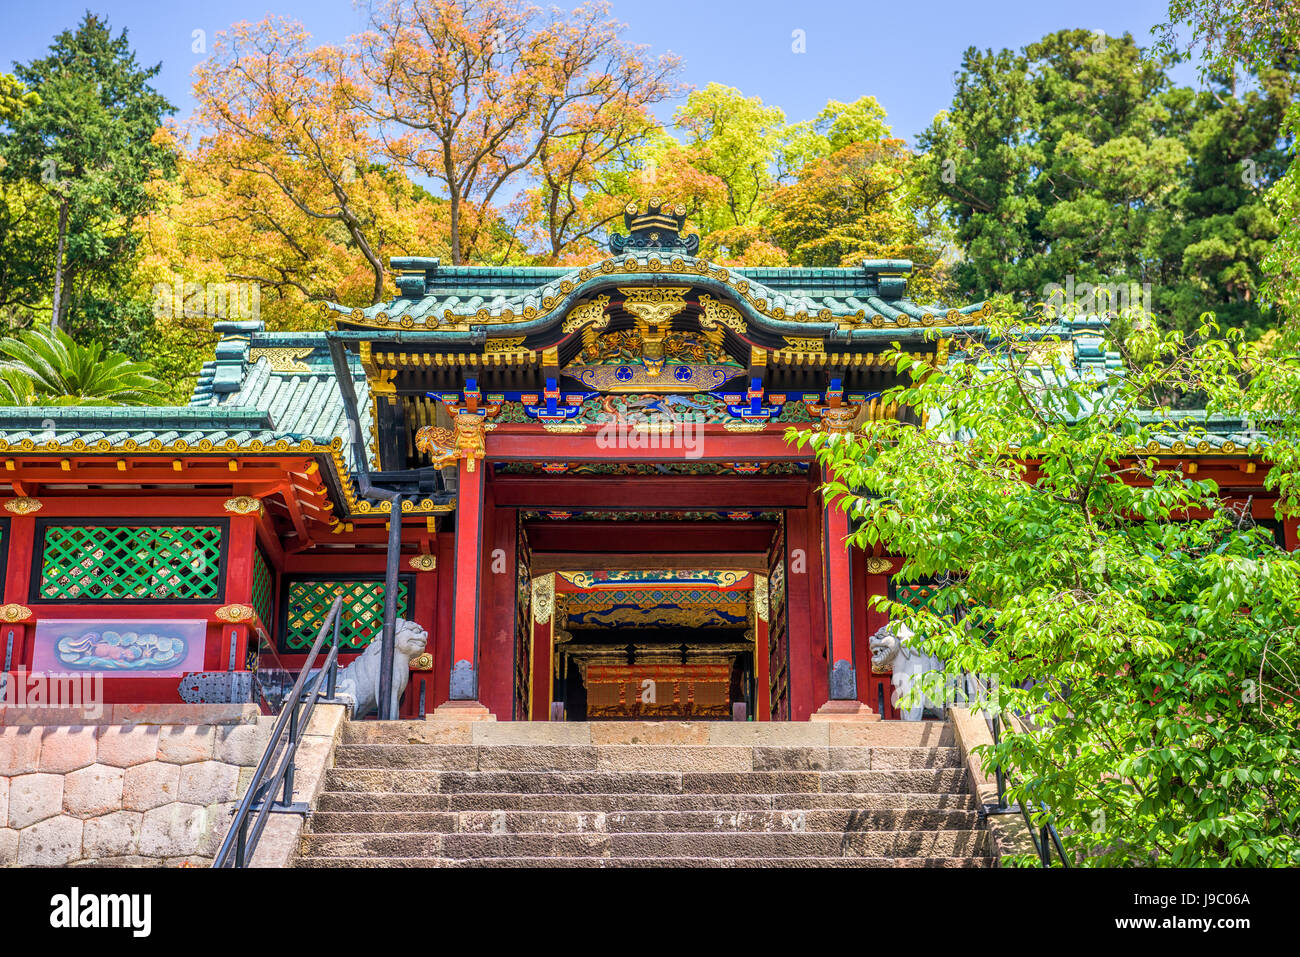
[776,96,892,178]
[764,97,952,299]
[520,94,670,264]
[356,0,679,265]
[189,17,412,306]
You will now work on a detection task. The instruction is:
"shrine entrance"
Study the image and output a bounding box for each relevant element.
[472,455,826,721]
[544,567,761,721]
[436,390,872,723]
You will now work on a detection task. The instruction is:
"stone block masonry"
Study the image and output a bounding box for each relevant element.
[0,704,282,867]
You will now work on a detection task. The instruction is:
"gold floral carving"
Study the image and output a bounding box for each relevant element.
[4,497,42,515]
[0,603,33,622]
[532,573,555,625]
[783,337,825,353]
[483,336,526,353]
[864,558,893,574]
[214,604,256,623]
[696,294,746,333]
[408,554,437,571]
[409,653,434,671]
[224,496,264,515]
[249,347,313,373]
[618,287,689,326]
[811,404,861,435]
[754,574,770,624]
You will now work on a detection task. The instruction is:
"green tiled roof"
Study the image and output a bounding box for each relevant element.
[190,323,371,470]
[0,405,291,449]
[327,255,989,339]
[955,321,1271,455]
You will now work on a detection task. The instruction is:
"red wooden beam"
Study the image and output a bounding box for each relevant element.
[486,427,808,462]
[523,522,777,554]
[530,553,767,574]
[4,496,238,517]
[490,475,811,509]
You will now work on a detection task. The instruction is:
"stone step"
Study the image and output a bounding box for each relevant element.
[307,807,982,835]
[322,767,970,795]
[298,855,992,868]
[307,718,986,867]
[315,790,980,814]
[329,744,962,772]
[342,720,955,748]
[300,829,990,859]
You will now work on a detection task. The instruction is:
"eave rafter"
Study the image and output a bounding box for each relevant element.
[0,439,453,524]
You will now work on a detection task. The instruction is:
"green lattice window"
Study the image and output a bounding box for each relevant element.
[37,524,224,601]
[895,581,943,613]
[281,578,411,651]
[250,549,274,627]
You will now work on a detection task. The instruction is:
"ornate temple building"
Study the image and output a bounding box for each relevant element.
[0,201,1288,722]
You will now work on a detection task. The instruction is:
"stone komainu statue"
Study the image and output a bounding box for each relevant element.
[868,621,946,721]
[334,618,428,719]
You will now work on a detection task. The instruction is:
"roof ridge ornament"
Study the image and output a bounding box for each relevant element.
[609,198,700,256]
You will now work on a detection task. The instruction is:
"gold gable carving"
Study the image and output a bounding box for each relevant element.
[697,294,746,334]
[618,287,689,326]
[561,295,611,336]
[249,347,313,373]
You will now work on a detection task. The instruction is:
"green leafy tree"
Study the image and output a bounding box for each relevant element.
[669,83,786,241]
[918,29,1295,335]
[1157,0,1300,324]
[795,308,1300,865]
[0,74,51,328]
[0,13,175,339]
[0,74,39,124]
[1155,3,1300,545]
[768,137,953,301]
[776,96,892,178]
[0,326,163,405]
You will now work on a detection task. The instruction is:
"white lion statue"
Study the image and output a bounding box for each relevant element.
[869,621,945,721]
[334,618,428,719]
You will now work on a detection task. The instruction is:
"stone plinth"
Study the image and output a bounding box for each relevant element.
[809,700,881,722]
[429,701,496,722]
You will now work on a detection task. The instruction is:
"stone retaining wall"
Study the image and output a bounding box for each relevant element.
[0,704,275,867]
[947,707,1036,863]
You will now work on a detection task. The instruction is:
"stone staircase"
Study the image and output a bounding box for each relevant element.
[296,719,991,867]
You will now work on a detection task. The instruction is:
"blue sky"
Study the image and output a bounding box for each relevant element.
[0,0,1200,145]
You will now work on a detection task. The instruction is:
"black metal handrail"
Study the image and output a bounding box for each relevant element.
[212,596,344,868]
[987,710,1071,868]
[956,670,1069,867]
